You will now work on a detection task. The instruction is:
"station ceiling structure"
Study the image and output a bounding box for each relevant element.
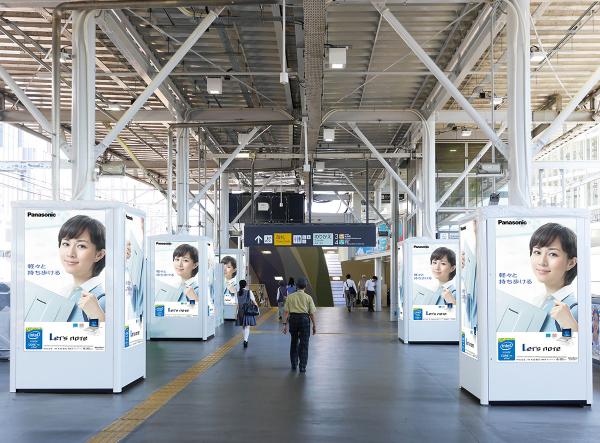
[0,0,599,218]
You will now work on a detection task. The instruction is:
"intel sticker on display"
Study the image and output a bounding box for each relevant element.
[23,209,108,352]
[410,243,458,321]
[495,218,579,362]
[154,241,200,318]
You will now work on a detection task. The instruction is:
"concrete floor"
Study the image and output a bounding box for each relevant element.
[1,307,599,442]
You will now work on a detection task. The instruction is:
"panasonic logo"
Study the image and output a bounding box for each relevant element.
[413,245,429,249]
[497,220,527,225]
[156,242,172,245]
[27,211,56,218]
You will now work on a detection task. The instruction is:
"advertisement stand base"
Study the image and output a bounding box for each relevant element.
[458,207,593,406]
[398,238,460,344]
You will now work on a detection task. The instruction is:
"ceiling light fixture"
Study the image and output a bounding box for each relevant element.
[106,103,122,111]
[261,250,272,255]
[530,45,546,63]
[274,276,283,281]
[461,128,472,137]
[329,47,347,69]
[323,128,335,142]
[207,77,222,94]
[492,96,503,106]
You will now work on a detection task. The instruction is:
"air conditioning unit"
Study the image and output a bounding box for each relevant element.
[477,162,502,174]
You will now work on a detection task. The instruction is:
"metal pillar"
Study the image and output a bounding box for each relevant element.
[340,170,388,225]
[176,128,190,233]
[250,159,256,223]
[422,114,436,238]
[538,169,543,207]
[507,0,532,206]
[366,159,370,223]
[374,257,382,312]
[561,169,566,207]
[167,130,174,233]
[352,191,362,222]
[70,10,96,200]
[390,167,399,321]
[220,172,230,248]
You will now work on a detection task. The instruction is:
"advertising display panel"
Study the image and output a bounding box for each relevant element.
[23,209,108,352]
[153,241,200,318]
[410,243,458,321]
[206,243,216,319]
[495,218,579,363]
[460,220,478,360]
[398,245,404,321]
[124,213,144,348]
[593,298,600,362]
[220,254,238,307]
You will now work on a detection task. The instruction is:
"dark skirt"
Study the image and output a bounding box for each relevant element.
[236,308,257,327]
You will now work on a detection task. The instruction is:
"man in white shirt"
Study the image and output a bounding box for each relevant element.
[343,274,357,312]
[365,276,377,312]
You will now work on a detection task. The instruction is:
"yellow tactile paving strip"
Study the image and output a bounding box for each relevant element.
[88,308,277,443]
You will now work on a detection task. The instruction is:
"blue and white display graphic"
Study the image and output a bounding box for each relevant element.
[495,217,579,362]
[411,243,458,321]
[23,209,107,351]
[124,213,144,348]
[153,241,200,317]
[460,220,478,360]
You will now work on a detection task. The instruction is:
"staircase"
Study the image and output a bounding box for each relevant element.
[324,252,345,306]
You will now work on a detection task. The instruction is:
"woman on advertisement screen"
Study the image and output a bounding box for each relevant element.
[529,223,578,332]
[430,247,457,306]
[221,255,237,303]
[172,244,200,303]
[59,215,106,322]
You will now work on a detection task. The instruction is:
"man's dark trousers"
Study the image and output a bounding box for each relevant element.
[367,290,375,312]
[289,313,311,369]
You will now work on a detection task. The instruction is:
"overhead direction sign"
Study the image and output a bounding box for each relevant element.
[244,223,376,247]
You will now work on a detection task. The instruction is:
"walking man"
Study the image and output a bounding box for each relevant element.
[343,274,357,312]
[282,277,317,373]
[366,276,377,312]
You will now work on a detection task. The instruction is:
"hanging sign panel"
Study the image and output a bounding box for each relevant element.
[244,224,376,247]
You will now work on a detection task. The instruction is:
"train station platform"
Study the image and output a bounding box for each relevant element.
[1,307,599,442]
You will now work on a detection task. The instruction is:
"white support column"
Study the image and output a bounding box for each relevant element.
[352,192,362,222]
[71,10,96,201]
[561,169,566,207]
[375,257,382,312]
[176,128,190,233]
[390,167,399,321]
[167,131,174,233]
[507,0,532,206]
[422,114,436,238]
[220,172,230,248]
[415,156,423,237]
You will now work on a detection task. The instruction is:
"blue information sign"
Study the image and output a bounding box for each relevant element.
[243,224,376,247]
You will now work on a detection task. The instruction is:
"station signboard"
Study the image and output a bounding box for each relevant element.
[244,224,376,247]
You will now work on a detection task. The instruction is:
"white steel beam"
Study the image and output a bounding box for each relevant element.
[373,3,508,158]
[189,127,260,210]
[436,123,507,209]
[97,10,188,119]
[96,8,223,157]
[334,192,361,224]
[422,114,436,238]
[532,64,600,154]
[506,0,532,207]
[176,128,191,233]
[349,123,422,208]
[5,108,595,126]
[339,170,389,226]
[0,64,67,198]
[70,10,96,200]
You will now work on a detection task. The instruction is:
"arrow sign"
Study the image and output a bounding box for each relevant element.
[254,235,263,244]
